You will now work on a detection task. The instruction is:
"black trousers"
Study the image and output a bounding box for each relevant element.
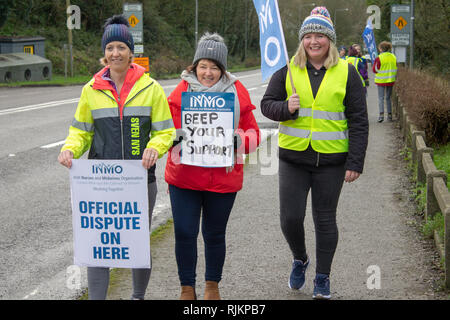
[279,158,345,275]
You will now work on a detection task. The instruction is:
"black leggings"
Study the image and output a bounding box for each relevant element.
[279,159,345,275]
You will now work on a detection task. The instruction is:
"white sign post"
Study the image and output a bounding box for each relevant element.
[391,4,411,63]
[70,159,150,269]
[181,92,235,167]
[123,2,143,55]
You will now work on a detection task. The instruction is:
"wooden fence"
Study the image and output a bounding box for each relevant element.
[392,89,450,288]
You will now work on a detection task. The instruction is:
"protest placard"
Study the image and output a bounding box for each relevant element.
[180,92,235,167]
[70,159,150,269]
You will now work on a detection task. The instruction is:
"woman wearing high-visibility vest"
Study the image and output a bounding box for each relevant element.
[373,41,397,122]
[261,6,368,300]
[58,15,175,300]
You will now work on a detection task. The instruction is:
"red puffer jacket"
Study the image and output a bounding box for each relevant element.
[164,79,260,193]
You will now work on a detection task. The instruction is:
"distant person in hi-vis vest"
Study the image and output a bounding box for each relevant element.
[261,6,368,299]
[373,41,397,122]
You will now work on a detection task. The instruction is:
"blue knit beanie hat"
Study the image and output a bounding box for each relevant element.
[102,15,134,52]
[299,6,336,43]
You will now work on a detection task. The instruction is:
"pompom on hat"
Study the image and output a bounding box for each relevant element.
[193,32,228,70]
[101,15,134,52]
[298,6,336,43]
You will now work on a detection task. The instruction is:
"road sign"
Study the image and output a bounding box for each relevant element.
[123,2,143,55]
[391,4,411,46]
[128,14,140,28]
[134,57,149,73]
[134,44,144,55]
[394,16,407,30]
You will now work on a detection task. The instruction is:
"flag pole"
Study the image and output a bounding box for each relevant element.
[274,0,296,94]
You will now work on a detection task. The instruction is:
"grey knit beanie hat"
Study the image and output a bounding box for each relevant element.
[193,32,228,70]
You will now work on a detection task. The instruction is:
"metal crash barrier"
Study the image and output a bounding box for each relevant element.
[0,52,52,83]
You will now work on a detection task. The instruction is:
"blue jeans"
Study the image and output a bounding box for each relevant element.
[169,185,237,287]
[377,85,393,114]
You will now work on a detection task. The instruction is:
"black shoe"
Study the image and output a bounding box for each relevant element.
[377,115,384,123]
[387,113,392,121]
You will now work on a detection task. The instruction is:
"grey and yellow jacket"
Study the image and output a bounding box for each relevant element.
[61,64,175,182]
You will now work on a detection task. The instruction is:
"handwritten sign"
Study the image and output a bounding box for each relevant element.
[181,92,235,167]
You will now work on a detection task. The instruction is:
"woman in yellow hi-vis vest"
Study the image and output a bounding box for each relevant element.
[373,41,397,122]
[58,15,175,300]
[261,7,368,300]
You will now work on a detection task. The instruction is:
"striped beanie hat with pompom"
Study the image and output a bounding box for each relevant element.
[298,6,336,43]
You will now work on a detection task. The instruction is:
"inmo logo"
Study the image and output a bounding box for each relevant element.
[190,94,226,108]
[92,163,123,174]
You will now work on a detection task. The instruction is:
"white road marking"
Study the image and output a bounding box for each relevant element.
[41,140,66,149]
[237,72,260,79]
[23,289,38,299]
[0,98,80,116]
[0,73,262,117]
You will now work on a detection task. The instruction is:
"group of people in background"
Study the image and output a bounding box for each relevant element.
[339,44,369,97]
[57,5,404,301]
[339,41,397,122]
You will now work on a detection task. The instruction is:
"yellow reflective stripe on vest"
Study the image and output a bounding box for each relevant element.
[281,58,349,154]
[91,107,118,119]
[151,118,174,131]
[312,131,348,140]
[375,52,397,84]
[279,124,348,140]
[71,118,94,132]
[314,110,346,121]
[279,125,310,139]
[123,106,152,117]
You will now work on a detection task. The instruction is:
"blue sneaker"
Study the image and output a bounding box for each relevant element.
[313,273,331,299]
[288,258,309,290]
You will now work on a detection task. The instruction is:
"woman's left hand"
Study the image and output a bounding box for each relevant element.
[142,147,159,169]
[345,170,360,183]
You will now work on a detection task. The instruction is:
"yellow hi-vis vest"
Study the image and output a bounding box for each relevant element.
[280,58,349,154]
[347,56,366,87]
[375,52,397,84]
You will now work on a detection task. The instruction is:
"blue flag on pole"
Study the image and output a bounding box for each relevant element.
[362,18,378,63]
[253,0,289,81]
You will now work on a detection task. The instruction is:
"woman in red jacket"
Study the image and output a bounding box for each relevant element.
[165,32,260,300]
